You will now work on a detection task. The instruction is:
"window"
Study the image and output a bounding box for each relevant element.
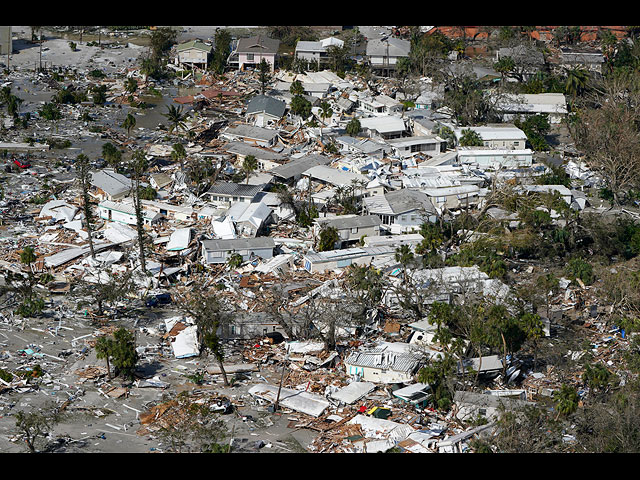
[351,227,358,234]
[247,53,254,61]
[514,141,519,146]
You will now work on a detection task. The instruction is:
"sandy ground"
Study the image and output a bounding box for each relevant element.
[0,307,318,453]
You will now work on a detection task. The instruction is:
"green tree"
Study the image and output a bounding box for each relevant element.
[241,155,258,185]
[124,77,138,96]
[493,56,516,84]
[564,66,590,101]
[290,95,312,119]
[130,150,149,273]
[258,58,271,95]
[290,80,305,96]
[91,84,107,106]
[553,384,579,418]
[102,142,122,172]
[162,104,188,135]
[317,226,339,252]
[75,154,96,259]
[171,142,187,171]
[346,117,361,137]
[95,335,114,380]
[121,112,136,138]
[318,100,333,127]
[110,328,139,381]
[459,128,484,147]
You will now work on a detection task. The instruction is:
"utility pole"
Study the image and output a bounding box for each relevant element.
[6,27,10,69]
[274,345,290,412]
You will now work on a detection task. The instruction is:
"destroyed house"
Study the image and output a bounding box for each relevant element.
[302,164,370,190]
[314,214,381,244]
[232,200,273,237]
[454,391,534,423]
[269,154,333,184]
[201,237,275,264]
[141,200,194,222]
[98,200,162,226]
[224,141,287,171]
[220,124,280,147]
[345,344,424,384]
[363,189,438,234]
[335,136,391,159]
[205,182,266,204]
[90,170,133,201]
[303,245,396,273]
[222,312,284,340]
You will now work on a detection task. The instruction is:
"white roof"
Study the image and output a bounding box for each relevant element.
[498,93,568,114]
[236,201,272,228]
[166,228,192,251]
[454,125,527,141]
[329,382,376,405]
[303,164,369,186]
[360,116,406,134]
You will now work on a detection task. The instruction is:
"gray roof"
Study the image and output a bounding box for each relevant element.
[386,189,437,215]
[201,237,276,252]
[497,45,545,65]
[345,348,423,373]
[366,37,410,58]
[224,141,287,162]
[223,124,280,142]
[317,214,381,230]
[236,35,280,54]
[207,182,265,198]
[454,391,533,410]
[90,170,132,197]
[246,95,286,118]
[269,154,333,180]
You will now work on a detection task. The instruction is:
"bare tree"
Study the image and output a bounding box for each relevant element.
[570,74,640,205]
[174,280,231,386]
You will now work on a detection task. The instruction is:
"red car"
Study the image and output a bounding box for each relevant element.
[13,159,31,169]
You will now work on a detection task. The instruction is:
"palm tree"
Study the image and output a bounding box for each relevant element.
[553,384,579,419]
[95,336,114,380]
[395,244,414,280]
[564,66,590,102]
[318,101,333,141]
[171,143,187,171]
[102,142,122,172]
[241,155,258,184]
[124,77,138,96]
[163,104,188,135]
[121,113,136,138]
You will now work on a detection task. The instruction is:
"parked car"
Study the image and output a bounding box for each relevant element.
[145,293,172,308]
